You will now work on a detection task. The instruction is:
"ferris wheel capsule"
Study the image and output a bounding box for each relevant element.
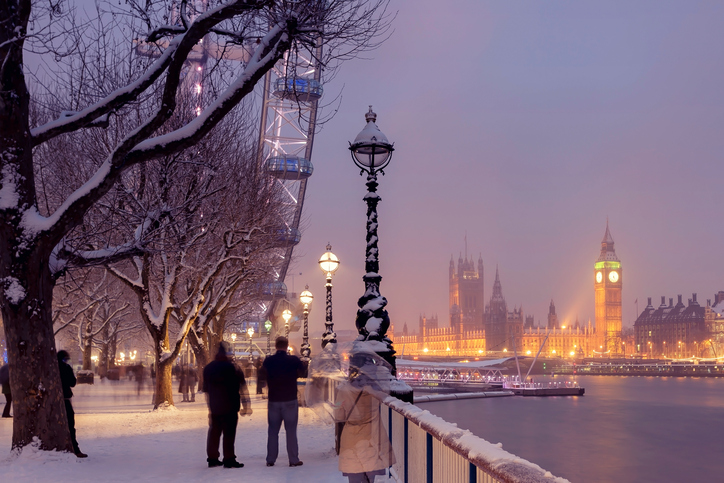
[265,156,314,180]
[273,77,323,102]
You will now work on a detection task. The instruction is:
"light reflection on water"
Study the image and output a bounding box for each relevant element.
[421,375,724,483]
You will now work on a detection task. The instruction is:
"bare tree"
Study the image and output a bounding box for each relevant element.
[0,0,392,451]
[186,161,288,394]
[106,128,284,408]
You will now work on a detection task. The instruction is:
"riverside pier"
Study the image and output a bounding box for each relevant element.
[556,359,724,377]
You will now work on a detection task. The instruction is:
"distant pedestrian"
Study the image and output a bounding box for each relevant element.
[254,357,265,395]
[203,342,252,469]
[179,366,193,402]
[58,350,87,458]
[185,365,198,402]
[0,362,11,418]
[136,364,146,396]
[259,336,306,467]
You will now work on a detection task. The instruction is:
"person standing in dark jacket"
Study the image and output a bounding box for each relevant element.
[58,350,87,458]
[259,336,306,467]
[1,362,11,418]
[203,342,252,468]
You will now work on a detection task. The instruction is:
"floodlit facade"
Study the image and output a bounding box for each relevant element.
[634,292,724,358]
[395,224,628,358]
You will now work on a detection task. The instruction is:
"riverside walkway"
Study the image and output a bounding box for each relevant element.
[0,379,344,482]
[1,379,567,482]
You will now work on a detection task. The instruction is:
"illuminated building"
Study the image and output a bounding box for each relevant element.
[594,221,623,354]
[449,253,484,331]
[634,292,724,358]
[396,224,620,358]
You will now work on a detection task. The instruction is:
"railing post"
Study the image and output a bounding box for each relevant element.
[388,403,392,442]
[404,417,409,483]
[426,432,433,483]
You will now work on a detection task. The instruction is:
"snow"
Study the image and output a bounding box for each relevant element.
[365,316,382,335]
[0,379,345,482]
[130,25,286,157]
[0,163,20,210]
[19,159,112,237]
[384,395,570,483]
[362,297,385,312]
[357,340,389,353]
[2,277,26,305]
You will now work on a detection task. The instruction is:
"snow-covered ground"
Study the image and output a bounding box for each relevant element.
[0,379,346,482]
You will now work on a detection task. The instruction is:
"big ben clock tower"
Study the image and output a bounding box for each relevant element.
[594,221,622,355]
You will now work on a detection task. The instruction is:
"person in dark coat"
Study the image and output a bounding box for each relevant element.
[184,365,198,402]
[178,366,189,401]
[0,362,11,418]
[254,357,265,395]
[58,350,87,458]
[259,336,306,467]
[203,342,252,468]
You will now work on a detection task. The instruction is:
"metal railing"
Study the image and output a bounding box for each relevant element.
[365,388,568,483]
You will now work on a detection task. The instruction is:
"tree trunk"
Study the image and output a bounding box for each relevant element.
[0,255,73,452]
[98,333,109,378]
[153,357,175,408]
[98,347,108,378]
[109,333,117,368]
[82,339,92,371]
[190,336,209,392]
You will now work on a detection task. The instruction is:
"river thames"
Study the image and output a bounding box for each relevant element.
[422,375,724,482]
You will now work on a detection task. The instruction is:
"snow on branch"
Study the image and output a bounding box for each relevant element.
[30,44,178,146]
[127,23,287,160]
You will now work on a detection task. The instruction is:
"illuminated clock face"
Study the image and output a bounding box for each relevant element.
[596,271,603,283]
[609,271,619,283]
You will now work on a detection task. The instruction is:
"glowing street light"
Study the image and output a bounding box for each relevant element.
[282,309,292,338]
[265,319,273,355]
[318,244,340,349]
[247,327,255,361]
[348,107,396,365]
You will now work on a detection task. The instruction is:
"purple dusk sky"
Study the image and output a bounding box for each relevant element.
[284,1,724,342]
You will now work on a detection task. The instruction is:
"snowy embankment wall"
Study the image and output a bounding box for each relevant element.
[373,389,569,483]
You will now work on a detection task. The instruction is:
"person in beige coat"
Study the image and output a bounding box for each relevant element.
[334,350,395,483]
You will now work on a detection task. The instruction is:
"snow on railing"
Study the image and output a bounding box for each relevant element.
[363,388,569,483]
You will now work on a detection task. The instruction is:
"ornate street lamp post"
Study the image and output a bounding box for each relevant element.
[319,244,340,349]
[247,327,254,361]
[282,309,292,338]
[265,319,273,355]
[299,286,313,362]
[348,106,398,372]
[230,332,237,357]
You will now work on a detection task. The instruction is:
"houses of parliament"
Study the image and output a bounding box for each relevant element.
[395,223,724,359]
[394,223,625,358]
